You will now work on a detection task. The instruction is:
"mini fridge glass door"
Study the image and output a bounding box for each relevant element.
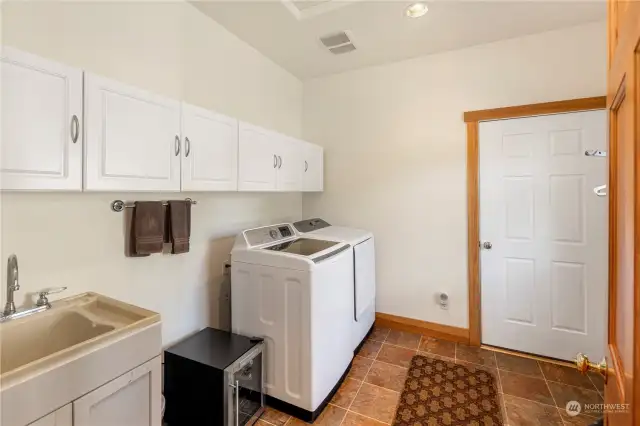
[226,344,265,426]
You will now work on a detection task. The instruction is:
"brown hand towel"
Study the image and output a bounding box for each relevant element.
[127,207,149,257]
[133,201,165,254]
[167,200,191,254]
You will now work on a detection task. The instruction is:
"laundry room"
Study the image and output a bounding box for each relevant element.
[0,1,636,426]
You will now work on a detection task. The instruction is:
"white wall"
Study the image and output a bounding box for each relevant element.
[1,1,303,346]
[302,22,607,329]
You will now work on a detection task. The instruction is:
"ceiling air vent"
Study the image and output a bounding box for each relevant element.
[320,31,356,55]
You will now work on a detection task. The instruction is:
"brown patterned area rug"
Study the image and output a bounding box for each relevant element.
[393,355,503,426]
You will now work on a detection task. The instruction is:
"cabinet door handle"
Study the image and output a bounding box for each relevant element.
[304,160,308,172]
[185,137,191,157]
[175,135,181,156]
[273,154,278,168]
[70,115,79,143]
[278,156,283,169]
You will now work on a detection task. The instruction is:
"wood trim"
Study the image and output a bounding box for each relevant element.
[463,96,606,123]
[464,97,606,347]
[375,312,470,344]
[467,122,481,347]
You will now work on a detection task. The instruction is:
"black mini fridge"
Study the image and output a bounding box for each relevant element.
[164,328,265,426]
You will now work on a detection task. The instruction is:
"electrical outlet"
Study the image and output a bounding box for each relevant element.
[437,292,449,310]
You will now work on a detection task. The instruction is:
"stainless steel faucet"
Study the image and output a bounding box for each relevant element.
[0,254,68,322]
[4,254,19,316]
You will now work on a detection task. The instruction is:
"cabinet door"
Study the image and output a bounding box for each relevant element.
[73,356,162,426]
[238,122,277,191]
[84,74,181,191]
[1,48,83,190]
[181,103,238,191]
[28,404,72,426]
[302,143,323,192]
[276,136,302,192]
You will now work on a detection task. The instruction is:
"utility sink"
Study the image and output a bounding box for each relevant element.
[0,292,160,387]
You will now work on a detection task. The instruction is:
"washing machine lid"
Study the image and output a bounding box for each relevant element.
[263,238,339,256]
[293,218,331,233]
[294,219,372,245]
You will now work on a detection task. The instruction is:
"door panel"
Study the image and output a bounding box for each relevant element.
[604,1,639,423]
[302,143,324,192]
[73,356,162,426]
[480,110,608,361]
[276,136,302,192]
[181,103,238,191]
[28,405,72,426]
[354,238,375,322]
[1,48,83,190]
[84,74,181,191]
[238,122,277,191]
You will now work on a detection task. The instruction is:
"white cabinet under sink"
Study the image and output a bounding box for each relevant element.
[181,103,238,191]
[28,405,72,426]
[73,356,162,426]
[1,47,83,191]
[84,73,182,192]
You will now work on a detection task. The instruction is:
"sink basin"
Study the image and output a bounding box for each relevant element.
[0,292,159,385]
[1,311,115,374]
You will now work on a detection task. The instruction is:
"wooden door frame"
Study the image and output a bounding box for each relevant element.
[464,96,607,346]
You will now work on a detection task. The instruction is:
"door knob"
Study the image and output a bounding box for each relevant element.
[575,353,608,384]
[481,241,492,250]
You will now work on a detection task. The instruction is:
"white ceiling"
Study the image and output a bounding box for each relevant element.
[192,0,605,79]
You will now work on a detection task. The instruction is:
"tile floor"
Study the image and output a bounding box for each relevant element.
[257,327,604,426]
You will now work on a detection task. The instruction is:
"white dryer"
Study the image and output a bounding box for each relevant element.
[293,219,376,351]
[231,223,353,420]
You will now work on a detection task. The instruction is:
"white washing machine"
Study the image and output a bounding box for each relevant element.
[231,223,353,420]
[293,219,376,351]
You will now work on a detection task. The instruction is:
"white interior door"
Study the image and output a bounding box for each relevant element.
[181,103,238,191]
[1,48,83,190]
[480,110,608,361]
[84,73,181,191]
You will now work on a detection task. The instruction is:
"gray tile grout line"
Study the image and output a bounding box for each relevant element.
[587,372,605,398]
[536,359,566,424]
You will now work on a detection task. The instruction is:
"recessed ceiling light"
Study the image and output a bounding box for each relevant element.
[405,2,428,18]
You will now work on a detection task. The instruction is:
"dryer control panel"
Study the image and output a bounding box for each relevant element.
[245,224,295,247]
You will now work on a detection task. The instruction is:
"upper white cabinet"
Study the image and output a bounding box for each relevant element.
[238,123,309,192]
[275,135,302,192]
[84,73,181,192]
[1,48,83,191]
[181,103,238,191]
[238,122,278,191]
[3,48,323,194]
[302,142,324,192]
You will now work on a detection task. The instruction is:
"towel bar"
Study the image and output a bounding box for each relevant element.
[111,198,197,212]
